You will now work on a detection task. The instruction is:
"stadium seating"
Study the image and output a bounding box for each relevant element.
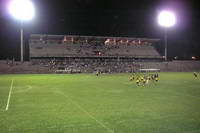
[30,43,161,58]
[19,34,198,74]
[29,34,161,58]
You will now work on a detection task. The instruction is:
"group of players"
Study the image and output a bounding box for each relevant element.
[129,72,159,86]
[96,70,198,86]
[129,71,199,86]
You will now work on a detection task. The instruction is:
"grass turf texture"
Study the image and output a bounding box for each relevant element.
[0,73,200,133]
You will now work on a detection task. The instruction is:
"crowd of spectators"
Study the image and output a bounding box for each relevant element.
[30,59,200,73]
[1,58,200,74]
[31,58,142,73]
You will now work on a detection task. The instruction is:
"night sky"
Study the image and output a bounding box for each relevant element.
[0,0,200,60]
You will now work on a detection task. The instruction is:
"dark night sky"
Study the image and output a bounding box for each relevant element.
[0,0,200,60]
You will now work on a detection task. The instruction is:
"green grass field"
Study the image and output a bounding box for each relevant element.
[0,73,200,133]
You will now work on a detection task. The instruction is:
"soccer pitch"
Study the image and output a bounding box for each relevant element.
[0,73,200,133]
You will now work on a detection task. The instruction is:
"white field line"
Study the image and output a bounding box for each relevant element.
[5,79,14,111]
[55,91,114,133]
[14,85,32,93]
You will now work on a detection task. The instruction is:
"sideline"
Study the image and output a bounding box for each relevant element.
[5,79,14,111]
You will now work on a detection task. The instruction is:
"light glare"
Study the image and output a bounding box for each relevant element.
[9,0,35,21]
[158,11,176,27]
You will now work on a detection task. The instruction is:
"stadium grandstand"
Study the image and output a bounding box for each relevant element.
[29,34,163,73]
[1,34,200,74]
[29,34,161,59]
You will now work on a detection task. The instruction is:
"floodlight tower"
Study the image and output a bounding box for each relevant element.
[8,0,35,62]
[158,10,176,61]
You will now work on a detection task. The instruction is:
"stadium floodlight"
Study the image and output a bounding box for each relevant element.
[158,11,176,28]
[158,10,176,61]
[8,0,35,62]
[8,0,35,21]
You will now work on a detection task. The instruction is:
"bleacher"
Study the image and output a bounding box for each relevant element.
[29,34,161,59]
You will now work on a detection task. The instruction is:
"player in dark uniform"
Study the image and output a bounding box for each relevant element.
[155,73,159,82]
[155,73,159,78]
[193,72,198,78]
[151,74,155,81]
[96,70,100,76]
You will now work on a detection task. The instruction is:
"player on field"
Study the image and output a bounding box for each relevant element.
[142,77,147,86]
[136,78,140,86]
[155,73,159,82]
[155,73,159,78]
[155,76,159,82]
[96,70,100,76]
[145,75,150,84]
[193,72,198,78]
[151,74,155,81]
[129,74,135,81]
[148,75,151,81]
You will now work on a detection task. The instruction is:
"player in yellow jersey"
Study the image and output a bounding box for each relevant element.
[155,76,158,82]
[129,75,134,81]
[136,78,140,86]
[142,78,146,86]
